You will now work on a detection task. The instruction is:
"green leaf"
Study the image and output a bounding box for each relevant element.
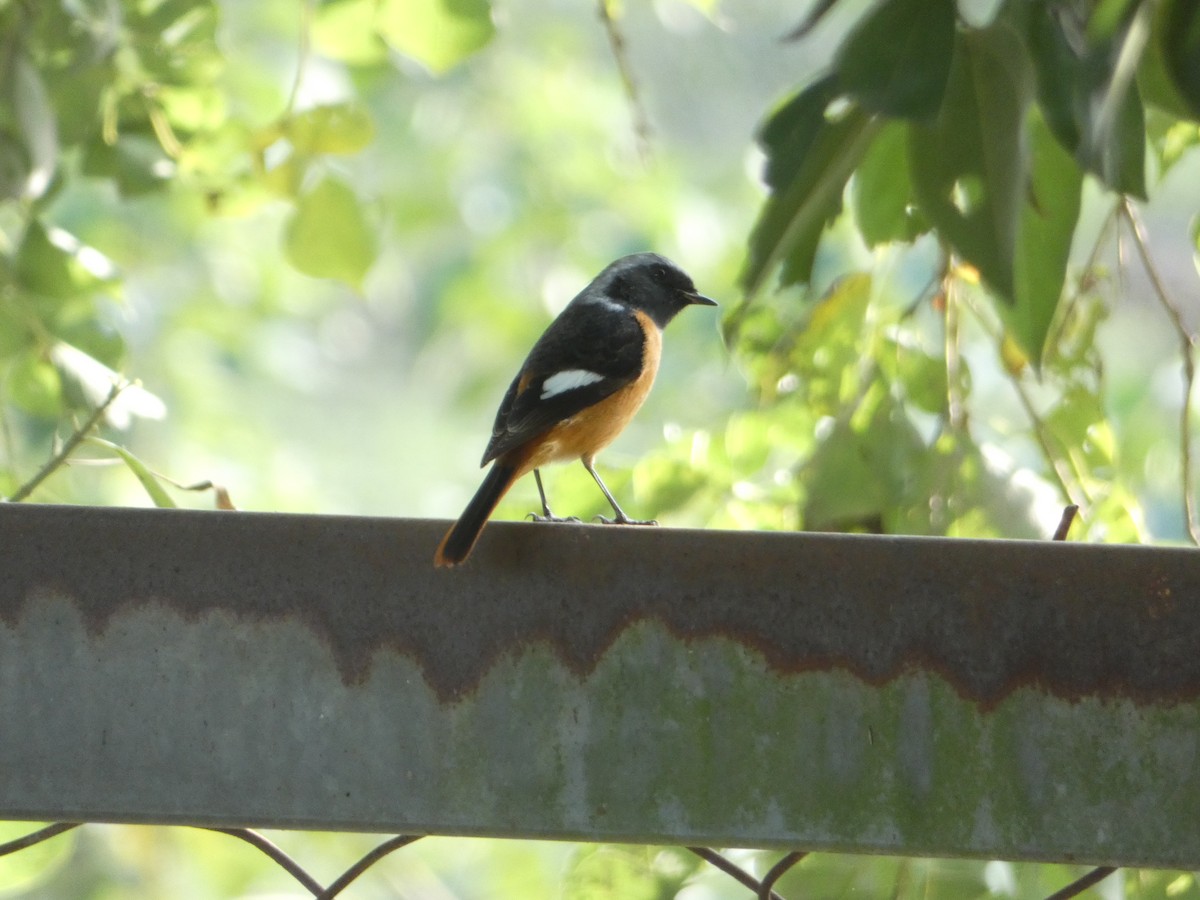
[564,845,697,900]
[3,54,59,201]
[376,0,495,75]
[14,222,65,300]
[86,437,177,508]
[834,0,956,121]
[284,103,375,156]
[910,23,1034,302]
[314,0,389,65]
[0,302,34,359]
[82,134,175,196]
[878,336,947,414]
[15,221,116,300]
[1159,0,1200,119]
[8,349,63,418]
[284,177,377,288]
[1007,110,1083,366]
[789,273,874,414]
[852,121,927,246]
[1028,1,1147,197]
[742,77,879,294]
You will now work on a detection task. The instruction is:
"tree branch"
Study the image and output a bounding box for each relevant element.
[6,383,125,503]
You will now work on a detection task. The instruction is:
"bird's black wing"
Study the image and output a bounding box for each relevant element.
[481,301,645,465]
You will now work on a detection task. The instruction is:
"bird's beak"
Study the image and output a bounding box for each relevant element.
[688,292,718,307]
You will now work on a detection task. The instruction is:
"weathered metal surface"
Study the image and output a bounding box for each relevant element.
[1,502,1199,867]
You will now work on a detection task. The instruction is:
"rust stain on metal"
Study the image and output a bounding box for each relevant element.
[2,504,1200,707]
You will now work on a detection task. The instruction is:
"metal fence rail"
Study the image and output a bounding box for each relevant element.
[1,503,1199,871]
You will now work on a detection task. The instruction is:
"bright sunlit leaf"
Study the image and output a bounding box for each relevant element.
[313,0,388,65]
[86,437,177,508]
[285,103,375,156]
[376,0,495,75]
[284,176,377,289]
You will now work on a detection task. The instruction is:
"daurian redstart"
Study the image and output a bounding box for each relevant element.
[434,252,716,566]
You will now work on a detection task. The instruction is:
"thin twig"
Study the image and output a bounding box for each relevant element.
[958,293,1088,508]
[1008,373,1090,508]
[1043,866,1118,900]
[759,851,807,900]
[206,828,325,897]
[597,0,653,163]
[317,835,422,899]
[0,822,80,857]
[1052,504,1079,541]
[687,848,786,900]
[1120,199,1200,545]
[6,383,125,502]
[944,259,966,433]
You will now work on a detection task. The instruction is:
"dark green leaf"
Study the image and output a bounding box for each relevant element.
[910,23,1034,301]
[743,78,879,294]
[1088,0,1140,41]
[1159,0,1200,118]
[834,0,956,120]
[1028,1,1147,197]
[284,177,377,288]
[782,0,844,41]
[1007,110,1083,366]
[852,121,927,245]
[1138,22,1195,120]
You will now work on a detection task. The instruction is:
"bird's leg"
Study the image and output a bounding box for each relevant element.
[583,458,657,526]
[527,469,581,523]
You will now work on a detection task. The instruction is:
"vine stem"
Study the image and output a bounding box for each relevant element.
[597,0,653,163]
[1120,199,1199,545]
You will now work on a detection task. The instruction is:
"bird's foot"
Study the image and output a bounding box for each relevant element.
[595,514,658,526]
[528,511,582,523]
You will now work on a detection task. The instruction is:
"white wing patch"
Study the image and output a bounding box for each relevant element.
[541,369,607,399]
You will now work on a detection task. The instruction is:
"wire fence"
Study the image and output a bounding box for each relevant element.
[0,821,1117,900]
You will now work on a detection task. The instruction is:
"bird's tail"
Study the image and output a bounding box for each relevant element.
[434,463,520,567]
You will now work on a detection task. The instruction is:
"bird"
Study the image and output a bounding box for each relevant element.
[434,252,717,567]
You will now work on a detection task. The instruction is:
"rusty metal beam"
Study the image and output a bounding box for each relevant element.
[1,503,1199,867]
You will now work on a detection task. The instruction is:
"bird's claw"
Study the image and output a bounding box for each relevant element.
[528,512,582,523]
[594,514,658,526]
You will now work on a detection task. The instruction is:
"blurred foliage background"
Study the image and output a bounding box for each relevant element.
[2,0,1200,896]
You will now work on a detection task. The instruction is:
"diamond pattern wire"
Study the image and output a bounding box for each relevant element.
[0,822,1117,899]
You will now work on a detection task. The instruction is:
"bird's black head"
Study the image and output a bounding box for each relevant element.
[595,252,717,328]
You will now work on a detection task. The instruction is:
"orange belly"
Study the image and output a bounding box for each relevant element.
[511,310,662,476]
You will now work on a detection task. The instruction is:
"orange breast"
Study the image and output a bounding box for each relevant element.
[513,310,662,476]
